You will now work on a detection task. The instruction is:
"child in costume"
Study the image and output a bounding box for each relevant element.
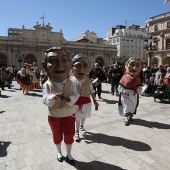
[42,47,79,164]
[118,57,142,126]
[72,54,99,142]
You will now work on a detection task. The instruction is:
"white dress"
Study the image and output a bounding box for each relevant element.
[73,77,95,121]
[118,85,142,117]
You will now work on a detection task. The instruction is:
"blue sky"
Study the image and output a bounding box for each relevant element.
[0,0,169,40]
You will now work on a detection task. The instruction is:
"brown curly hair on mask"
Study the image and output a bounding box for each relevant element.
[42,46,71,71]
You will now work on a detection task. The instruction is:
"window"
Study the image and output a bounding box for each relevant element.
[154,42,158,50]
[166,39,170,50]
[154,25,158,31]
[167,21,170,28]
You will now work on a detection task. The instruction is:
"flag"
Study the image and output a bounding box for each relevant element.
[163,0,170,4]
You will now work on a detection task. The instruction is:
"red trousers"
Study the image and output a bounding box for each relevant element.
[48,116,75,144]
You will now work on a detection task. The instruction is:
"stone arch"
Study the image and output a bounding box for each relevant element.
[24,54,36,64]
[95,56,104,67]
[163,56,170,66]
[0,53,7,67]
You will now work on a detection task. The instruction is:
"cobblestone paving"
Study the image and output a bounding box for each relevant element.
[0,81,170,170]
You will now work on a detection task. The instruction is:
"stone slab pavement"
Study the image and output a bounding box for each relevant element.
[0,81,170,170]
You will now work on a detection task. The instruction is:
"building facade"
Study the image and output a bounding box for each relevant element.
[146,11,170,66]
[107,24,148,64]
[0,22,117,69]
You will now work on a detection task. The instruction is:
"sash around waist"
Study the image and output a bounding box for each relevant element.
[75,96,91,105]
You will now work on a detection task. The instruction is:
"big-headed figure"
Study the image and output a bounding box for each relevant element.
[42,47,79,164]
[71,54,99,142]
[118,57,142,126]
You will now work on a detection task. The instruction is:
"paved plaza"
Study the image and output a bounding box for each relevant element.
[0,81,170,170]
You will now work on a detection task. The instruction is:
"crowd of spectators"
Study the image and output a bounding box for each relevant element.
[88,63,170,98]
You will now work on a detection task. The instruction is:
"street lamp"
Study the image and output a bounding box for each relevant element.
[144,35,156,67]
[16,52,24,68]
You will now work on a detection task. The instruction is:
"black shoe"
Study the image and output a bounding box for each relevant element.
[57,156,63,162]
[66,156,75,165]
[124,120,129,126]
[98,96,101,99]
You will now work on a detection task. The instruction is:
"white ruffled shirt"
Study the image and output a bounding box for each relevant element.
[42,79,79,107]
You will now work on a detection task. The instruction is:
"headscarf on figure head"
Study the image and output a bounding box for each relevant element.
[125,57,141,66]
[72,54,87,65]
[72,54,90,79]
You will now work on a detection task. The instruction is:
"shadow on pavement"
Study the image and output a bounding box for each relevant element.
[72,160,125,170]
[82,132,151,151]
[0,141,11,157]
[25,93,42,97]
[0,111,5,114]
[158,100,170,104]
[131,118,170,129]
[0,95,11,98]
[102,98,118,104]
[6,89,16,92]
[32,89,42,92]
[12,88,21,91]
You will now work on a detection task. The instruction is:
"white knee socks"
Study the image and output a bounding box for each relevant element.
[56,143,74,160]
[80,118,85,127]
[76,120,80,132]
[65,144,74,160]
[56,143,62,158]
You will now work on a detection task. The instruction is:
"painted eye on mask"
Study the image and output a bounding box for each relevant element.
[61,58,69,63]
[82,63,88,68]
[48,59,56,64]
